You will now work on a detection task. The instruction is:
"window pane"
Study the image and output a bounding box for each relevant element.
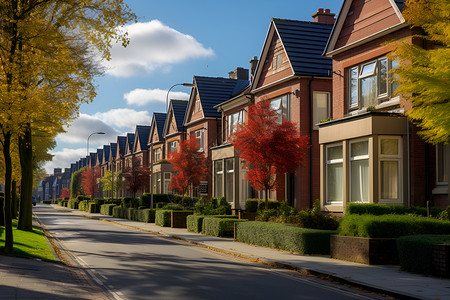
[361,76,377,107]
[327,145,343,160]
[313,92,330,127]
[380,161,399,199]
[351,159,369,202]
[437,144,449,183]
[360,62,376,76]
[349,67,358,107]
[327,163,343,203]
[390,58,400,94]
[214,161,223,197]
[378,59,388,96]
[225,159,234,203]
[351,141,368,157]
[381,138,398,155]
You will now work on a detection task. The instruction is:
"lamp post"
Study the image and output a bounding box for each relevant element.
[87,132,105,156]
[165,83,194,113]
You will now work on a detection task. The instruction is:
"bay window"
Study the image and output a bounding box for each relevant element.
[379,137,402,202]
[326,144,343,203]
[350,140,369,203]
[214,160,224,198]
[228,110,244,136]
[164,172,172,194]
[348,57,399,110]
[225,158,234,203]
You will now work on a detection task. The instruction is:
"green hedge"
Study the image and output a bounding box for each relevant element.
[112,206,128,219]
[245,199,281,212]
[140,193,172,208]
[339,214,450,238]
[67,199,79,209]
[187,215,238,233]
[155,210,172,227]
[100,204,117,216]
[397,235,450,275]
[346,203,442,217]
[88,203,100,213]
[236,221,337,255]
[78,200,89,212]
[202,217,247,237]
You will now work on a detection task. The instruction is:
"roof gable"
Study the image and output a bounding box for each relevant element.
[102,145,110,163]
[251,18,333,90]
[125,133,135,156]
[133,125,151,152]
[96,149,103,165]
[110,143,117,161]
[324,0,405,56]
[116,136,127,159]
[163,100,188,136]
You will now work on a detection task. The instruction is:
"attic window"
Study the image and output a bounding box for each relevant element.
[273,54,283,70]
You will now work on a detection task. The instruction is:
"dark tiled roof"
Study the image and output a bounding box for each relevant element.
[81,157,87,167]
[126,133,135,155]
[273,19,333,77]
[171,100,188,131]
[395,0,405,11]
[110,143,117,160]
[153,113,166,141]
[135,125,151,151]
[103,145,110,162]
[194,76,250,118]
[96,149,103,164]
[89,153,96,167]
[117,136,127,158]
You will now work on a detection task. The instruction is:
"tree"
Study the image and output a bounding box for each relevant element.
[70,167,85,198]
[390,0,450,144]
[81,167,101,199]
[100,170,124,200]
[123,157,150,199]
[232,101,310,209]
[168,135,207,202]
[60,188,70,199]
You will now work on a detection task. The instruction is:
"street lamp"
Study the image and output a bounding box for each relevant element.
[165,83,194,112]
[87,132,105,156]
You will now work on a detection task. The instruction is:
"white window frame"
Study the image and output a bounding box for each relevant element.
[349,138,370,203]
[194,129,204,152]
[270,94,290,123]
[168,140,178,153]
[214,160,224,198]
[326,143,344,204]
[436,144,449,185]
[164,172,172,194]
[378,136,402,203]
[225,158,234,203]
[153,148,161,162]
[227,110,244,137]
[313,91,331,130]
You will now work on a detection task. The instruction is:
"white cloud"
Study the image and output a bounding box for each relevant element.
[43,148,86,174]
[104,20,214,77]
[124,88,190,106]
[94,108,152,129]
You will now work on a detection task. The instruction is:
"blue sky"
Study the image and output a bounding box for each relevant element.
[44,0,342,174]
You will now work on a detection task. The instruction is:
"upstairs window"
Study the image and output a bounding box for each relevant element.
[437,144,449,184]
[348,57,399,110]
[168,140,178,153]
[227,110,244,137]
[153,148,161,162]
[313,92,331,129]
[194,129,204,152]
[270,94,290,123]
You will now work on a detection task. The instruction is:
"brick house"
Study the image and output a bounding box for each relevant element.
[114,136,127,198]
[318,0,449,213]
[249,12,335,210]
[123,132,135,197]
[148,113,167,194]
[184,71,250,198]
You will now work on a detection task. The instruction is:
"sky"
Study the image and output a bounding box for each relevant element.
[43,0,343,174]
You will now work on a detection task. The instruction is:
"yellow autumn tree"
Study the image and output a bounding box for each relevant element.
[391,0,450,144]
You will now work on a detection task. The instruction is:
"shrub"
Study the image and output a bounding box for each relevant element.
[187,215,238,233]
[155,210,172,227]
[245,199,281,212]
[112,206,128,219]
[346,203,442,217]
[121,197,139,208]
[136,209,156,223]
[140,193,172,208]
[100,204,117,216]
[78,200,89,212]
[202,217,247,237]
[245,199,259,212]
[236,221,337,255]
[155,202,168,209]
[92,198,106,206]
[67,199,79,209]
[88,203,100,213]
[161,203,183,210]
[339,214,450,238]
[397,235,450,275]
[76,195,90,201]
[194,197,231,215]
[438,206,450,221]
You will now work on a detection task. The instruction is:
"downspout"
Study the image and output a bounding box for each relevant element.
[309,76,314,208]
[407,118,410,207]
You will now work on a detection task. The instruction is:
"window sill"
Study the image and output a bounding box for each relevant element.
[432,185,448,195]
[347,97,401,116]
[322,203,344,212]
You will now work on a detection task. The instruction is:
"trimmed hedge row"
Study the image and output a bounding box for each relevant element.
[202,217,247,237]
[346,203,442,217]
[236,221,337,255]
[339,214,450,238]
[67,199,79,209]
[245,199,281,212]
[155,210,172,227]
[397,235,450,275]
[187,215,238,233]
[112,207,155,223]
[100,204,117,216]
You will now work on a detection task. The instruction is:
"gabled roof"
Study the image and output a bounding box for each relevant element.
[116,136,127,159]
[125,133,135,156]
[153,113,166,141]
[134,125,151,152]
[89,153,96,167]
[170,100,188,132]
[96,149,103,164]
[110,143,117,161]
[102,145,110,163]
[323,0,406,56]
[186,76,250,121]
[251,18,333,90]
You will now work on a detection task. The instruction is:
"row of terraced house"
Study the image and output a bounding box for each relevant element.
[41,1,449,213]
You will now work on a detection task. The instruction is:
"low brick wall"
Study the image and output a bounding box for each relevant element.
[330,235,398,265]
[171,211,193,228]
[432,244,450,277]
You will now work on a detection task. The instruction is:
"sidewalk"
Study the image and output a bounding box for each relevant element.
[54,205,449,300]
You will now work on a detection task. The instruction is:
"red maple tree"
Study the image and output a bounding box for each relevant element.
[81,167,101,199]
[168,135,207,199]
[60,187,70,198]
[232,100,310,209]
[123,156,150,199]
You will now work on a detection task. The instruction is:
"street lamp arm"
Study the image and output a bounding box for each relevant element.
[165,83,194,113]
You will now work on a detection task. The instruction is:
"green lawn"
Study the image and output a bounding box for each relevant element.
[0,219,56,261]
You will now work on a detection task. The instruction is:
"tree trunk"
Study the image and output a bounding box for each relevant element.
[11,180,17,219]
[265,188,269,210]
[3,131,14,254]
[18,124,33,231]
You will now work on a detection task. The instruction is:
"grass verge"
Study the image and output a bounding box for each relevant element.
[0,219,56,261]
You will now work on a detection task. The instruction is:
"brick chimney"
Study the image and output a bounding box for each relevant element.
[249,56,258,81]
[228,67,249,80]
[53,168,62,177]
[312,8,335,24]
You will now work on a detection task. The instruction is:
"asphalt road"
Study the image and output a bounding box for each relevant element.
[34,205,384,300]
